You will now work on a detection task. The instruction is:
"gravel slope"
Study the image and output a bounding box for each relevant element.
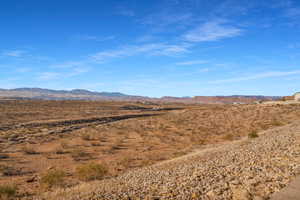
[41,121,300,200]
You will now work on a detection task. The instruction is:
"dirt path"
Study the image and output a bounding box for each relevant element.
[0,113,162,145]
[38,120,300,200]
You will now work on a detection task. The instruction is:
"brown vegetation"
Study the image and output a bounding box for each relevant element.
[0,100,300,198]
[0,184,17,200]
[76,162,108,181]
[40,169,66,190]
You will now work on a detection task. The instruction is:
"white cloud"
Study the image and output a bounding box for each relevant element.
[116,7,135,17]
[74,35,115,42]
[37,67,90,81]
[210,70,300,84]
[15,67,32,73]
[198,68,210,72]
[288,43,300,48]
[50,61,85,68]
[2,50,26,57]
[141,11,194,33]
[38,72,61,80]
[143,12,192,27]
[183,20,243,42]
[286,7,300,17]
[176,60,209,65]
[90,43,189,61]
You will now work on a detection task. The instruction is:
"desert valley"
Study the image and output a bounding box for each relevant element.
[0,91,300,199]
[2,0,300,199]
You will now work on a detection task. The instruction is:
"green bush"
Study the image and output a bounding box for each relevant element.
[0,165,20,176]
[76,162,108,181]
[248,131,259,138]
[40,169,66,190]
[71,148,91,161]
[0,184,17,200]
[22,145,38,154]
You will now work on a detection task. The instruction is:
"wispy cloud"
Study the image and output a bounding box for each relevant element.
[210,70,300,84]
[73,35,115,42]
[38,66,90,81]
[38,72,61,80]
[176,60,209,65]
[143,12,192,27]
[183,20,243,42]
[116,6,135,17]
[90,43,189,62]
[15,67,32,73]
[285,7,300,17]
[141,11,194,33]
[1,50,26,57]
[288,43,300,48]
[37,69,90,81]
[136,35,158,43]
[50,61,85,69]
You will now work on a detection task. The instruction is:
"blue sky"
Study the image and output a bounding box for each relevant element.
[1,0,300,97]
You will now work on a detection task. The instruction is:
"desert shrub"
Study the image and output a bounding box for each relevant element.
[173,151,186,158]
[80,130,98,141]
[0,154,9,159]
[0,165,20,176]
[76,162,108,181]
[71,148,91,161]
[60,141,70,149]
[53,146,68,154]
[40,169,66,190]
[90,141,102,146]
[271,120,284,126]
[223,133,234,141]
[118,156,132,169]
[80,133,93,141]
[248,131,259,138]
[0,184,17,200]
[22,145,38,154]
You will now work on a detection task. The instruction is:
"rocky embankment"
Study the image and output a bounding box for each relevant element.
[40,121,300,200]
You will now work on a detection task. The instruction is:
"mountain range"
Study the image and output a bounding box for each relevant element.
[0,88,281,104]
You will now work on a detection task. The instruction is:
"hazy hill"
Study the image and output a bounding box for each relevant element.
[0,88,281,103]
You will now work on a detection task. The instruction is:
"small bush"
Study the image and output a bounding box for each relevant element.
[248,131,259,138]
[271,120,284,126]
[40,169,66,190]
[0,154,9,159]
[223,133,234,141]
[54,146,68,154]
[76,162,108,181]
[0,165,20,176]
[22,145,38,155]
[0,184,17,199]
[60,141,70,149]
[118,157,132,169]
[71,148,91,161]
[80,133,95,141]
[90,142,102,146]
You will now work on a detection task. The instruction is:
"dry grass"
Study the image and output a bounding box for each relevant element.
[1,101,300,197]
[71,148,91,161]
[21,145,38,155]
[222,133,235,141]
[248,131,259,138]
[0,184,17,200]
[0,165,21,176]
[40,169,66,190]
[76,162,108,181]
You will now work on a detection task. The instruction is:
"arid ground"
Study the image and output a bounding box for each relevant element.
[0,100,300,199]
